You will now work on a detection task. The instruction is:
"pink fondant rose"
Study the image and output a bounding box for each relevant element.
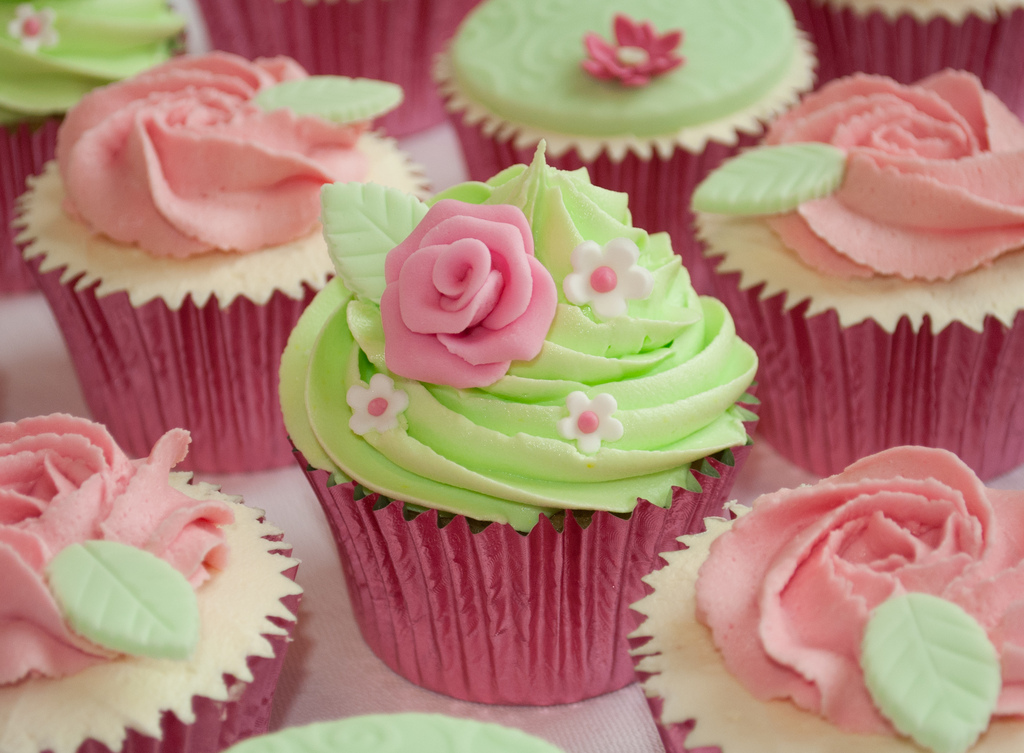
[0,415,233,684]
[57,52,369,258]
[766,70,1024,281]
[380,200,558,388]
[696,446,1024,735]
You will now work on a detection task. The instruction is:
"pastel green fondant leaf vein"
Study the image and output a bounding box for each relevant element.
[46,540,200,660]
[691,143,847,216]
[321,182,429,303]
[252,76,403,123]
[861,592,1000,753]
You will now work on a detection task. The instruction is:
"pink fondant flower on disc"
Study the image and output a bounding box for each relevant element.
[582,14,684,87]
[381,199,558,389]
[563,237,654,320]
[8,4,58,53]
[346,373,409,435]
[557,392,623,454]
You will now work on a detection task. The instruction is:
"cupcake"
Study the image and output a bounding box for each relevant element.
[16,51,426,473]
[786,0,1024,119]
[0,0,184,294]
[280,145,758,705]
[0,413,301,753]
[693,70,1024,480]
[194,0,481,137]
[223,714,564,753]
[434,0,815,293]
[632,446,1024,753]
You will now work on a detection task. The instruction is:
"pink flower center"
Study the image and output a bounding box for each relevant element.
[23,17,43,37]
[589,266,618,294]
[577,411,600,435]
[367,397,389,417]
[616,46,649,67]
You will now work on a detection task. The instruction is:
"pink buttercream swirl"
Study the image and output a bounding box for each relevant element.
[380,200,558,388]
[0,414,234,685]
[56,52,371,258]
[696,446,1024,736]
[765,70,1024,281]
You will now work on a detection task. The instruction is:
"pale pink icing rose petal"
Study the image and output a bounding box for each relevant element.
[763,70,1024,281]
[56,52,368,258]
[0,415,234,684]
[381,200,558,388]
[696,446,1024,737]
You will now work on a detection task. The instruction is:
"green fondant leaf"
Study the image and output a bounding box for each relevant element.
[861,593,1000,753]
[695,458,721,479]
[321,182,429,303]
[253,76,403,123]
[327,470,350,487]
[47,541,199,660]
[691,143,846,216]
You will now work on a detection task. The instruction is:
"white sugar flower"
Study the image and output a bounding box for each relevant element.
[8,4,58,53]
[557,391,623,454]
[346,373,409,436]
[562,237,654,320]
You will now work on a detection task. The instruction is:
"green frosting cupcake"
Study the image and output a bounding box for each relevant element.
[280,147,757,531]
[225,714,564,753]
[0,0,184,124]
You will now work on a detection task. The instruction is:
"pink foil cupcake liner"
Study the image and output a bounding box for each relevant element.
[449,114,759,295]
[28,260,316,473]
[711,271,1024,481]
[1,119,59,294]
[787,1,1024,119]
[195,0,480,137]
[295,442,751,706]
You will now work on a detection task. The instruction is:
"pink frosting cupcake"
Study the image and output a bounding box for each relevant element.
[0,413,301,753]
[786,0,1024,120]
[632,446,1024,753]
[16,52,425,473]
[695,70,1024,479]
[194,0,481,136]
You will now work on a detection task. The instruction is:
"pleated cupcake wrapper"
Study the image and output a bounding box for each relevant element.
[195,0,480,137]
[28,259,315,473]
[448,113,758,296]
[711,268,1024,480]
[627,658,718,753]
[787,0,1024,119]
[68,557,300,753]
[1,119,59,293]
[296,440,752,706]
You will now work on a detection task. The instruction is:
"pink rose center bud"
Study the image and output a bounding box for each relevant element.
[590,266,618,294]
[23,17,42,36]
[577,411,601,435]
[616,46,649,67]
[367,397,389,417]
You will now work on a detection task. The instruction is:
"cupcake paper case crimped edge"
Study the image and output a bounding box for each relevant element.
[297,445,751,705]
[433,33,816,162]
[0,479,302,753]
[698,213,1024,334]
[803,0,1024,23]
[629,506,1024,753]
[14,132,427,309]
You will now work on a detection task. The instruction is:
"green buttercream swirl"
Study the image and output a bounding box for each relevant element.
[0,0,184,124]
[280,149,757,531]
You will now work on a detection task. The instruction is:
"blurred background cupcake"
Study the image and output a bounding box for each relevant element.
[435,0,815,293]
[193,0,481,137]
[786,0,1024,119]
[632,446,1024,753]
[0,413,301,753]
[694,70,1024,480]
[223,714,565,753]
[280,147,758,705]
[16,51,426,473]
[0,0,184,294]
